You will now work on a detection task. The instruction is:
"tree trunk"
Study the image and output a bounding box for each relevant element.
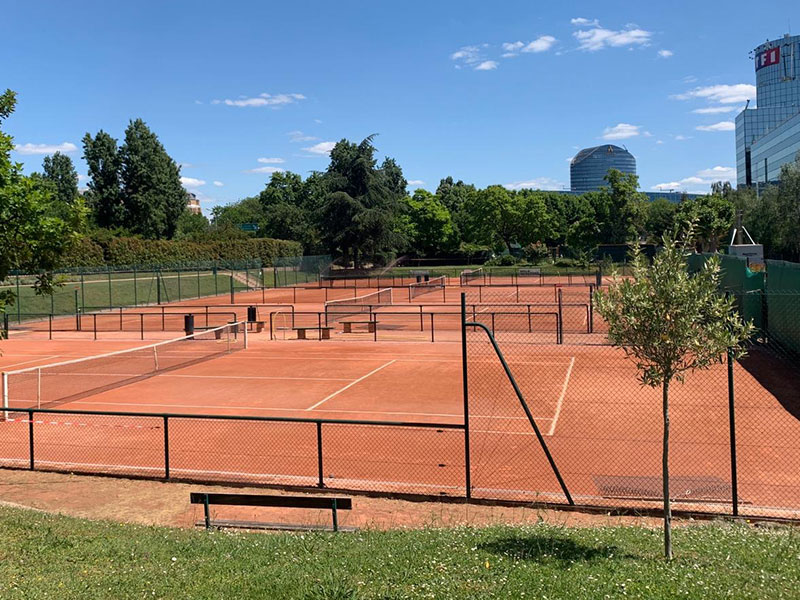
[662,378,673,560]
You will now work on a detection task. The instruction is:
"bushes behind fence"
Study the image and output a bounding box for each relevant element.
[58,235,302,269]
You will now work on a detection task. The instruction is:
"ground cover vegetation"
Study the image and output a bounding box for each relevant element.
[0,506,798,599]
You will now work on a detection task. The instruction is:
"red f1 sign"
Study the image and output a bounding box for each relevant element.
[756,47,780,70]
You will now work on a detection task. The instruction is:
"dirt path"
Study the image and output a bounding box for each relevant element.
[0,469,663,531]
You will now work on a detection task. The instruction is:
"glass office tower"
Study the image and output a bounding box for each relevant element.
[736,34,800,187]
[570,145,636,193]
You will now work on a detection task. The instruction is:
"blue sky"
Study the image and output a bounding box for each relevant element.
[2,1,798,213]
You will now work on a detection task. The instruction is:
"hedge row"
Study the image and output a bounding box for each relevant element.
[60,236,302,268]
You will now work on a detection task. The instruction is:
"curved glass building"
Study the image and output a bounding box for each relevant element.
[570,144,637,193]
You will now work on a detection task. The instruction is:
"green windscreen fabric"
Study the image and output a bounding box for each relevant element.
[764,261,800,354]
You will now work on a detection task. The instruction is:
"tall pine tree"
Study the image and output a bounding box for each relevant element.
[82,130,123,228]
[119,119,185,239]
[41,152,79,207]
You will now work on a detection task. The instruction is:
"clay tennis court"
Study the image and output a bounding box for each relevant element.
[2,278,799,519]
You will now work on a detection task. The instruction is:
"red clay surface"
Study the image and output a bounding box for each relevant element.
[2,280,799,519]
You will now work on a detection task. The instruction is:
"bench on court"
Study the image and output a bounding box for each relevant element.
[342,319,377,334]
[293,325,334,340]
[247,320,266,333]
[190,492,353,532]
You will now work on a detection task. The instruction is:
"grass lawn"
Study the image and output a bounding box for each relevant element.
[0,506,797,599]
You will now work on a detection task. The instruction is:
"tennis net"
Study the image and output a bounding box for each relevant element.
[2,321,246,413]
[460,268,484,285]
[408,275,447,300]
[324,288,393,323]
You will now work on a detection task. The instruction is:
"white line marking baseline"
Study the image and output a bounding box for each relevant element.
[0,356,60,369]
[306,360,396,411]
[548,356,575,436]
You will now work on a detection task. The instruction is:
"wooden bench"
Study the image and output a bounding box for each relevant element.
[293,326,334,340]
[192,325,224,339]
[247,320,266,333]
[189,492,353,532]
[342,320,377,334]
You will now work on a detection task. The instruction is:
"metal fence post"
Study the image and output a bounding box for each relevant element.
[107,269,113,309]
[229,275,235,303]
[460,293,472,499]
[28,410,34,470]
[133,266,138,306]
[163,416,170,480]
[727,349,739,516]
[15,275,20,323]
[316,422,324,487]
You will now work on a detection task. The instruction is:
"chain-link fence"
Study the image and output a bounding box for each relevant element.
[464,288,800,519]
[0,409,467,497]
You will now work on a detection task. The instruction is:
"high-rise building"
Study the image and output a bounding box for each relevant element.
[735,34,800,187]
[186,192,201,215]
[570,144,636,193]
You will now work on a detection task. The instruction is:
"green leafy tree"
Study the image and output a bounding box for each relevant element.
[644,198,678,242]
[175,210,210,240]
[82,130,122,228]
[0,90,85,322]
[320,136,406,266]
[592,170,647,243]
[41,152,79,208]
[402,189,456,255]
[676,194,735,252]
[464,186,549,253]
[119,119,185,239]
[258,171,321,251]
[594,225,753,559]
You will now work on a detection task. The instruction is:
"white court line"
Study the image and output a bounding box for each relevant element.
[0,356,59,369]
[306,360,396,411]
[548,356,575,436]
[63,399,547,421]
[162,374,352,382]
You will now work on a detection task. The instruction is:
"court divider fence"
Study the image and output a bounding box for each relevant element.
[463,288,800,519]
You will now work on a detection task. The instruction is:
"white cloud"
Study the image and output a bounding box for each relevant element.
[407,180,425,186]
[287,130,318,143]
[502,41,524,53]
[450,44,497,70]
[674,134,691,141]
[14,142,78,155]
[303,141,336,155]
[672,84,755,104]
[601,123,641,140]
[257,157,285,164]
[522,36,557,53]
[244,166,285,174]
[652,165,736,193]
[451,45,481,61]
[657,49,673,58]
[504,177,566,191]
[77,174,88,181]
[213,181,224,187]
[691,106,738,114]
[573,22,652,51]
[656,140,664,144]
[695,121,735,132]
[218,93,306,108]
[180,176,206,188]
[474,60,498,71]
[571,17,600,27]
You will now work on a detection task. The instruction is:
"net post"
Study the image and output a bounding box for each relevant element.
[460,292,471,499]
[589,284,594,333]
[727,348,739,516]
[93,314,97,340]
[153,347,159,371]
[243,321,248,350]
[430,313,434,343]
[140,314,144,341]
[49,314,52,340]
[557,288,563,342]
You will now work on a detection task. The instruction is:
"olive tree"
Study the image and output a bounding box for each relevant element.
[594,224,752,559]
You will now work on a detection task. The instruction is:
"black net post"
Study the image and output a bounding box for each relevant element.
[316,422,324,487]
